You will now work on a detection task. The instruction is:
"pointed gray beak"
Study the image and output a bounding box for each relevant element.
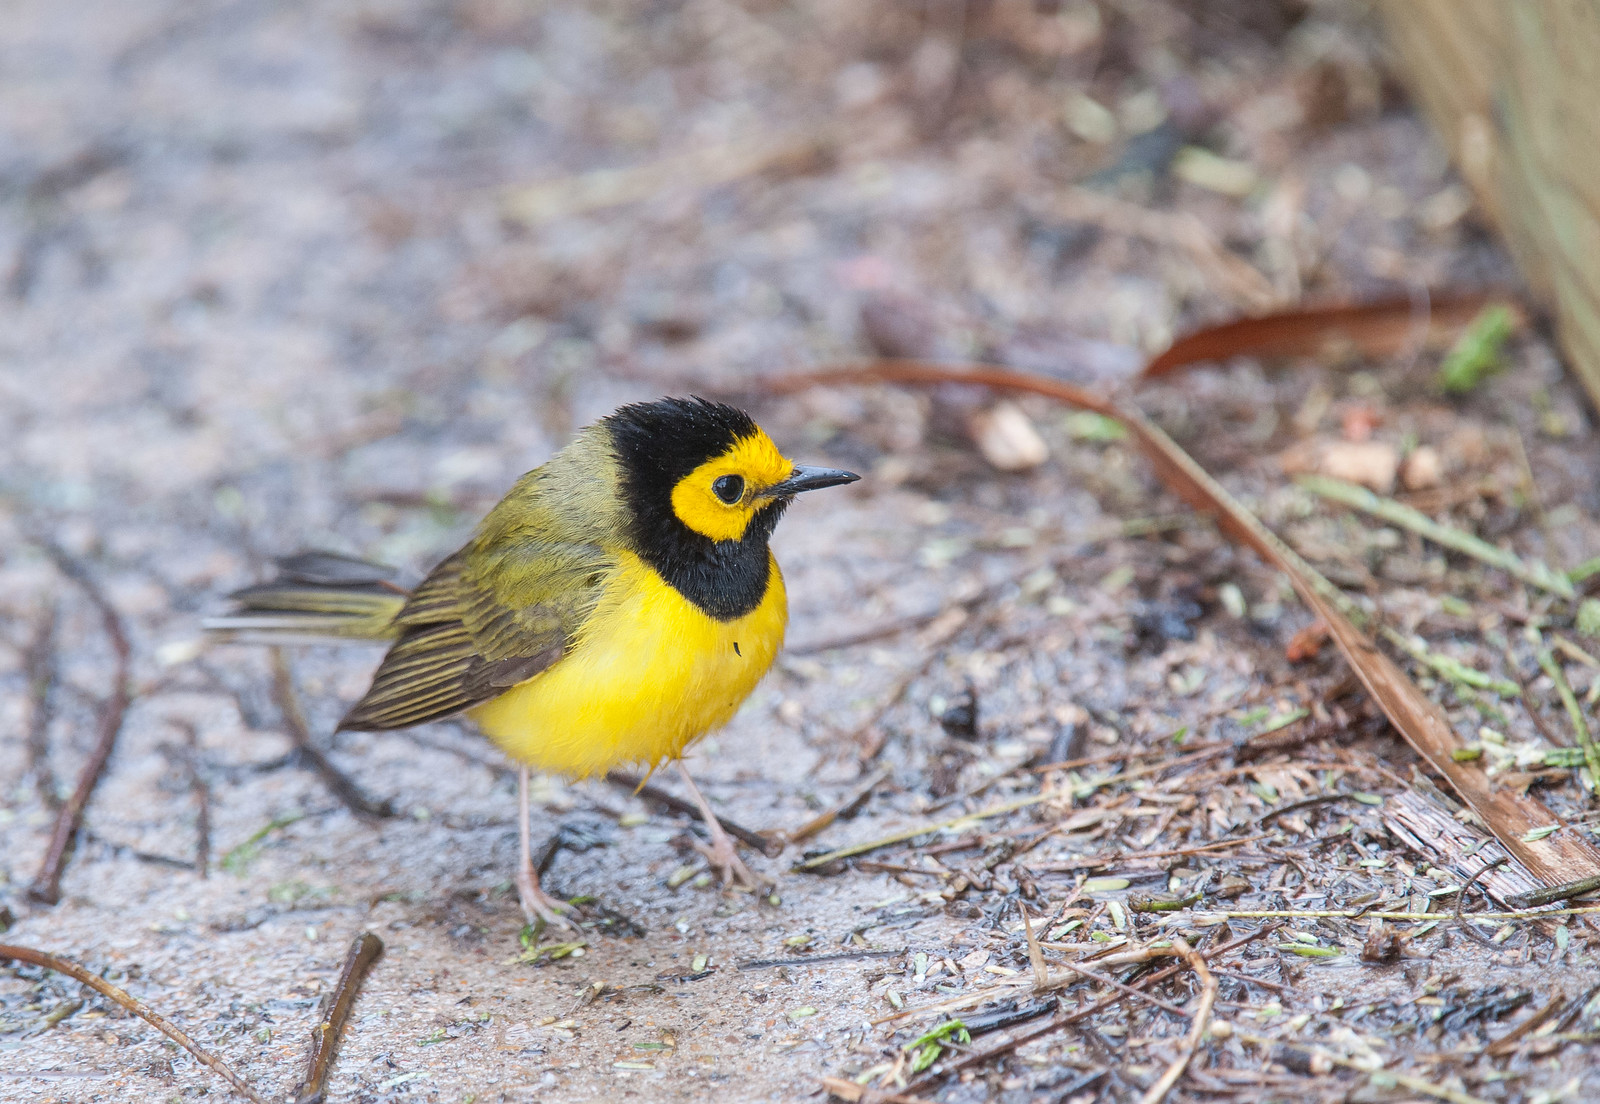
[763,465,861,497]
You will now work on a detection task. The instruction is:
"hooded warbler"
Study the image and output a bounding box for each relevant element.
[210,397,858,922]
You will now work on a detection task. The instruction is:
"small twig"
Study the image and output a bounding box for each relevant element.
[783,768,891,847]
[1452,855,1511,946]
[1065,744,1233,800]
[1040,959,1189,1016]
[1537,648,1600,785]
[1510,657,1570,747]
[793,788,1057,871]
[1255,794,1349,826]
[1298,474,1574,599]
[1553,982,1600,1035]
[844,611,969,763]
[501,128,833,227]
[1032,832,1274,872]
[1019,900,1047,989]
[24,996,84,1037]
[1137,936,1215,1104]
[604,768,779,856]
[1552,635,1600,670]
[789,608,952,656]
[0,943,266,1103]
[1192,905,1600,921]
[1392,276,1434,378]
[1379,626,1519,698]
[294,932,384,1104]
[1029,739,1229,775]
[793,546,1096,658]
[270,649,394,820]
[1504,874,1600,910]
[529,824,567,880]
[1508,423,1550,539]
[28,546,132,905]
[737,947,902,971]
[1029,188,1279,311]
[798,745,1230,873]
[1209,967,1287,993]
[1483,993,1567,1058]
[22,601,61,809]
[182,720,212,878]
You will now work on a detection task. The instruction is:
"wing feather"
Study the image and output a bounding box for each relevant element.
[339,540,611,731]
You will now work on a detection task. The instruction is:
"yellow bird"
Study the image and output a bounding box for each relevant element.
[211,397,857,923]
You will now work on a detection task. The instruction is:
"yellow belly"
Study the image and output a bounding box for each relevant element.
[468,550,787,778]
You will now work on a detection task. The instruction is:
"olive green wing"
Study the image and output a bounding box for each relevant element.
[337,542,611,731]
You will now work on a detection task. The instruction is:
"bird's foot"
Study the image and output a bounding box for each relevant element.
[672,760,766,891]
[692,830,761,891]
[516,863,576,931]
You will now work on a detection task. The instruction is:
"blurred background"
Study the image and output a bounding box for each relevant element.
[1,0,1504,573]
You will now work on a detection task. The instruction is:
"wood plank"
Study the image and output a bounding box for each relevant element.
[1381,1,1600,409]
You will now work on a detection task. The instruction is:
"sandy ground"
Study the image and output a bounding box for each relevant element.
[6,2,1600,1102]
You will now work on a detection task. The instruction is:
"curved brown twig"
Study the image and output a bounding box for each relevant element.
[604,768,780,855]
[28,544,133,905]
[766,359,1119,416]
[1455,855,1513,948]
[270,649,395,820]
[0,943,266,1103]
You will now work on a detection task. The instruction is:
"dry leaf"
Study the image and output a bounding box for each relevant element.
[1140,294,1522,380]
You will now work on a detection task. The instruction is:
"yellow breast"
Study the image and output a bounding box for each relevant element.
[468,550,787,778]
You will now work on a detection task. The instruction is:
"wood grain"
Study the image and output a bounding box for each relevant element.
[1382,2,1600,411]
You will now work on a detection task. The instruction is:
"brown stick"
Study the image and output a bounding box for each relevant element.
[1028,740,1227,775]
[1510,658,1570,747]
[177,719,212,878]
[294,932,384,1104]
[1042,959,1189,1016]
[1137,936,1216,1104]
[604,768,780,855]
[23,601,60,809]
[0,943,266,1103]
[270,648,394,820]
[28,547,132,905]
[1483,994,1568,1058]
[782,768,891,847]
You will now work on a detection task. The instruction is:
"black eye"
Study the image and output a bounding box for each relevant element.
[712,474,744,504]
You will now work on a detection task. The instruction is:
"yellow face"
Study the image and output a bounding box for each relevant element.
[669,430,796,542]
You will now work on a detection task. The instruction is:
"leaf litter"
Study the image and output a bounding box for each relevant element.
[772,296,1600,1100]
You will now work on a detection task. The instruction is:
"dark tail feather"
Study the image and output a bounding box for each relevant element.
[273,551,400,587]
[204,553,409,642]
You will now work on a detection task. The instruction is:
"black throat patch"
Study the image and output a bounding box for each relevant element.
[605,397,786,621]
